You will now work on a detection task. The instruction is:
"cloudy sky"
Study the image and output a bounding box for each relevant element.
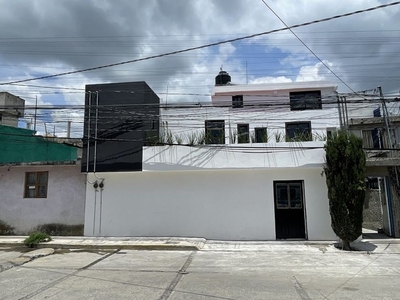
[0,0,399,136]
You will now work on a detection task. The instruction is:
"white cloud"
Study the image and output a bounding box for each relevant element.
[296,61,332,82]
[250,76,293,84]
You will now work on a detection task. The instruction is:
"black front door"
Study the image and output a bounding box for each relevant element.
[274,181,306,239]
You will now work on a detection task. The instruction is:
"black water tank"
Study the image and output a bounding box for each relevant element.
[215,70,231,85]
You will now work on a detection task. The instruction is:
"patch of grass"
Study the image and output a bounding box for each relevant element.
[165,130,174,145]
[0,220,14,235]
[274,131,285,142]
[229,129,237,144]
[313,131,327,141]
[24,232,52,248]
[175,134,183,145]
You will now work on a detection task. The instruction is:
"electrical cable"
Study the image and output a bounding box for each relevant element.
[0,1,399,86]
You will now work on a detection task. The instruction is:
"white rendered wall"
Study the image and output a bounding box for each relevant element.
[161,82,380,145]
[0,165,86,234]
[143,143,326,170]
[84,168,336,240]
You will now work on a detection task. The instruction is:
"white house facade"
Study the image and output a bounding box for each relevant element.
[82,74,378,240]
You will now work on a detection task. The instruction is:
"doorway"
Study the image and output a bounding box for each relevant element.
[274,181,306,239]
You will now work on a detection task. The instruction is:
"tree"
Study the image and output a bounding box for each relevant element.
[324,131,366,250]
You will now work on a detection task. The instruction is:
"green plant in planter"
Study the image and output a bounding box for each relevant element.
[24,232,52,248]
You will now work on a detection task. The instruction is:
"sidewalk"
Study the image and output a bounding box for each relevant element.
[1,234,399,253]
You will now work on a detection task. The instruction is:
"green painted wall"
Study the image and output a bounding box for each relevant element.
[0,125,77,164]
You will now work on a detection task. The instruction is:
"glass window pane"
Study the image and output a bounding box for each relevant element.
[26,173,36,184]
[276,184,289,208]
[38,172,48,184]
[286,122,311,141]
[37,185,47,197]
[205,120,225,144]
[289,184,302,208]
[237,124,249,143]
[26,187,36,198]
[255,128,267,143]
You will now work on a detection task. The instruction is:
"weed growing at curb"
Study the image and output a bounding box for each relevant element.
[24,232,52,248]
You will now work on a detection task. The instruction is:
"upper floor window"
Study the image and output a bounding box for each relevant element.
[25,171,48,198]
[255,127,268,143]
[237,124,249,143]
[290,90,322,111]
[232,95,243,108]
[205,120,225,144]
[286,122,312,141]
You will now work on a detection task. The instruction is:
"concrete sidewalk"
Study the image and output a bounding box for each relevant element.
[0,234,399,253]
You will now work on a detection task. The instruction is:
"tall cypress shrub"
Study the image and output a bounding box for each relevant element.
[324,131,366,250]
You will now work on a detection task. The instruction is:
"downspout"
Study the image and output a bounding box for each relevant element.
[93,91,99,174]
[92,182,98,236]
[86,92,92,174]
[99,180,104,236]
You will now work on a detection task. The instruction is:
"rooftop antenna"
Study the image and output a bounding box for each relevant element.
[246,61,248,84]
[165,85,169,109]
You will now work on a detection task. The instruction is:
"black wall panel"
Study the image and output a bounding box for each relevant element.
[81,81,159,173]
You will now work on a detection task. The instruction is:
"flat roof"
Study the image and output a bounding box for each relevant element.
[212,81,337,95]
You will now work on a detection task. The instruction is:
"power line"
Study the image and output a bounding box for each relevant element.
[260,0,366,95]
[1,1,399,86]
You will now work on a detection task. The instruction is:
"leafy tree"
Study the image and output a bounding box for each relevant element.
[324,131,366,250]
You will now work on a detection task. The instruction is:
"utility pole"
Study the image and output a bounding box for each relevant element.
[378,86,394,151]
[67,120,71,138]
[336,92,343,129]
[34,95,38,131]
[342,96,349,130]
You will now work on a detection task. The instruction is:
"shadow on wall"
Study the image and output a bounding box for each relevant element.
[35,224,84,236]
[0,220,14,235]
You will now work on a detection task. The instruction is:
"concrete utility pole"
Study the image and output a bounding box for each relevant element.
[67,120,71,138]
[343,96,349,130]
[34,95,38,131]
[378,86,395,150]
[336,92,343,129]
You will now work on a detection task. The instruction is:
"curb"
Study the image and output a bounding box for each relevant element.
[0,239,205,252]
[37,243,202,251]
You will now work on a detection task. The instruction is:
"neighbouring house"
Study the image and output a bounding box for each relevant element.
[0,124,85,235]
[0,92,24,127]
[349,113,400,237]
[82,72,377,240]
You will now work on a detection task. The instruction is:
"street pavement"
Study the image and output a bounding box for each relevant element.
[0,238,400,299]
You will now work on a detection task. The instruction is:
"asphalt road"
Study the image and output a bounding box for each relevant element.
[0,243,400,299]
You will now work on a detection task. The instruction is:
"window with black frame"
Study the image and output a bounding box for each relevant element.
[232,95,243,108]
[237,124,249,143]
[275,182,303,209]
[290,90,322,111]
[285,122,312,141]
[254,127,268,143]
[205,120,225,144]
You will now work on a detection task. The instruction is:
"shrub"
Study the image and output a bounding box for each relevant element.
[324,131,366,250]
[24,232,52,248]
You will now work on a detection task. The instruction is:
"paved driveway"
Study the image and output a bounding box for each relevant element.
[0,242,399,299]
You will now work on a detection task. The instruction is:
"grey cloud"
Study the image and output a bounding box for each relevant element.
[0,0,399,100]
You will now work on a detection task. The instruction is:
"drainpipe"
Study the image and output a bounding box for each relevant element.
[86,92,92,173]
